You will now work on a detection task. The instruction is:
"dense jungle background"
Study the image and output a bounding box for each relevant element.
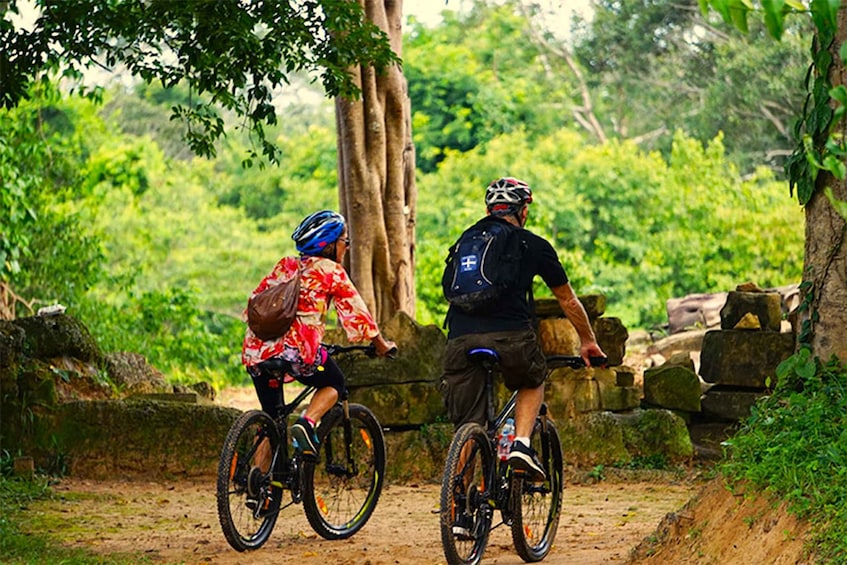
[1,1,807,392]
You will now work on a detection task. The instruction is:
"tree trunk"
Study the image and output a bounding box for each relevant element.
[805,6,847,360]
[336,0,416,325]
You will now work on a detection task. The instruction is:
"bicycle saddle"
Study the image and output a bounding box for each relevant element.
[467,348,499,363]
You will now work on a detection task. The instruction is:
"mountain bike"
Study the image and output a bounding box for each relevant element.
[439,349,607,565]
[216,343,392,552]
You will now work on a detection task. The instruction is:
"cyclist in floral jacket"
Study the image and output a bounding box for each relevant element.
[242,210,396,459]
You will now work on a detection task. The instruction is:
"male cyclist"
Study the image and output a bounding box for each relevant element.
[440,177,606,482]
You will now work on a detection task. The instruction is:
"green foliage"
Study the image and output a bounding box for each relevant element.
[701,0,843,205]
[2,4,809,386]
[0,84,106,312]
[77,288,246,390]
[404,1,578,173]
[572,0,811,174]
[2,0,399,164]
[720,350,847,562]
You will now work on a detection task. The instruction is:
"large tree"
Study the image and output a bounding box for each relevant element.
[336,0,416,323]
[1,0,412,322]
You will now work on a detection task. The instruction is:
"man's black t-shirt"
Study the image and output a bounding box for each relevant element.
[446,216,568,339]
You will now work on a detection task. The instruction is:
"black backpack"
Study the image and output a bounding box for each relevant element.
[441,218,526,313]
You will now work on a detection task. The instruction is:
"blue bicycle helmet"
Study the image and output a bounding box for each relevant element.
[292,210,346,256]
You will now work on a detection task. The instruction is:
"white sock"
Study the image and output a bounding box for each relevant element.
[514,437,530,448]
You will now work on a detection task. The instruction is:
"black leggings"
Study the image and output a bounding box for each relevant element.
[248,355,346,415]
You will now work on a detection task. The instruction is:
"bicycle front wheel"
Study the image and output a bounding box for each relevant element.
[510,418,564,562]
[440,422,494,565]
[301,403,386,539]
[216,410,282,551]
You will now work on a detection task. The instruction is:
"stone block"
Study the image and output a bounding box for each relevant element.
[614,366,636,387]
[556,411,631,466]
[546,367,600,417]
[600,386,642,412]
[349,382,445,428]
[593,317,628,366]
[699,330,794,387]
[538,317,580,356]
[384,425,451,483]
[613,409,694,461]
[557,409,693,467]
[105,352,169,395]
[643,365,702,412]
[57,399,240,479]
[667,292,727,334]
[12,314,102,363]
[701,388,767,421]
[719,291,783,332]
[534,294,606,320]
[328,311,446,387]
[665,351,695,371]
[647,329,707,358]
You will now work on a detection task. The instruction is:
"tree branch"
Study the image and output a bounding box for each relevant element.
[517,3,607,144]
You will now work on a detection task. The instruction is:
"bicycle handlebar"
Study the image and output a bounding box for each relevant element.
[546,355,608,369]
[323,343,398,359]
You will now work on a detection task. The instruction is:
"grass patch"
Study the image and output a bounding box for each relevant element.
[0,474,147,564]
[720,349,847,563]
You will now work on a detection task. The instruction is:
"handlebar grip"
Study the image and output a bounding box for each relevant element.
[589,356,609,368]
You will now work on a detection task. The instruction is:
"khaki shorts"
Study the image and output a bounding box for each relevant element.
[439,328,546,428]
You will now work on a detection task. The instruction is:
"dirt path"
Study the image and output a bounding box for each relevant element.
[35,474,700,565]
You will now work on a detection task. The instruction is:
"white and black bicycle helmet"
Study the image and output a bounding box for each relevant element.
[291,210,346,256]
[485,177,533,214]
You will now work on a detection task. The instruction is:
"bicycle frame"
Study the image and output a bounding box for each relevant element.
[468,347,542,521]
[218,342,389,551]
[240,344,382,509]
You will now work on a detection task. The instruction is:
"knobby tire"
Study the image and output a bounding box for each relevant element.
[216,410,282,551]
[510,419,564,562]
[301,403,386,539]
[440,423,494,565]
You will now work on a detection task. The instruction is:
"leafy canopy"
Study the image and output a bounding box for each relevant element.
[1,0,400,164]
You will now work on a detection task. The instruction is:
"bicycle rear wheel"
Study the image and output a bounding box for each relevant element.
[301,403,386,539]
[440,422,494,565]
[510,418,564,562]
[216,410,282,551]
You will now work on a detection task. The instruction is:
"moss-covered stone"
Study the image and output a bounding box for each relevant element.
[546,367,600,416]
[719,291,783,332]
[556,409,693,468]
[349,381,445,427]
[615,409,694,461]
[104,352,169,395]
[55,399,241,479]
[557,411,631,466]
[324,311,445,387]
[13,314,102,363]
[643,364,702,412]
[594,317,629,366]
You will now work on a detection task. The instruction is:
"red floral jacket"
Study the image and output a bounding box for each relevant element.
[241,255,379,367]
